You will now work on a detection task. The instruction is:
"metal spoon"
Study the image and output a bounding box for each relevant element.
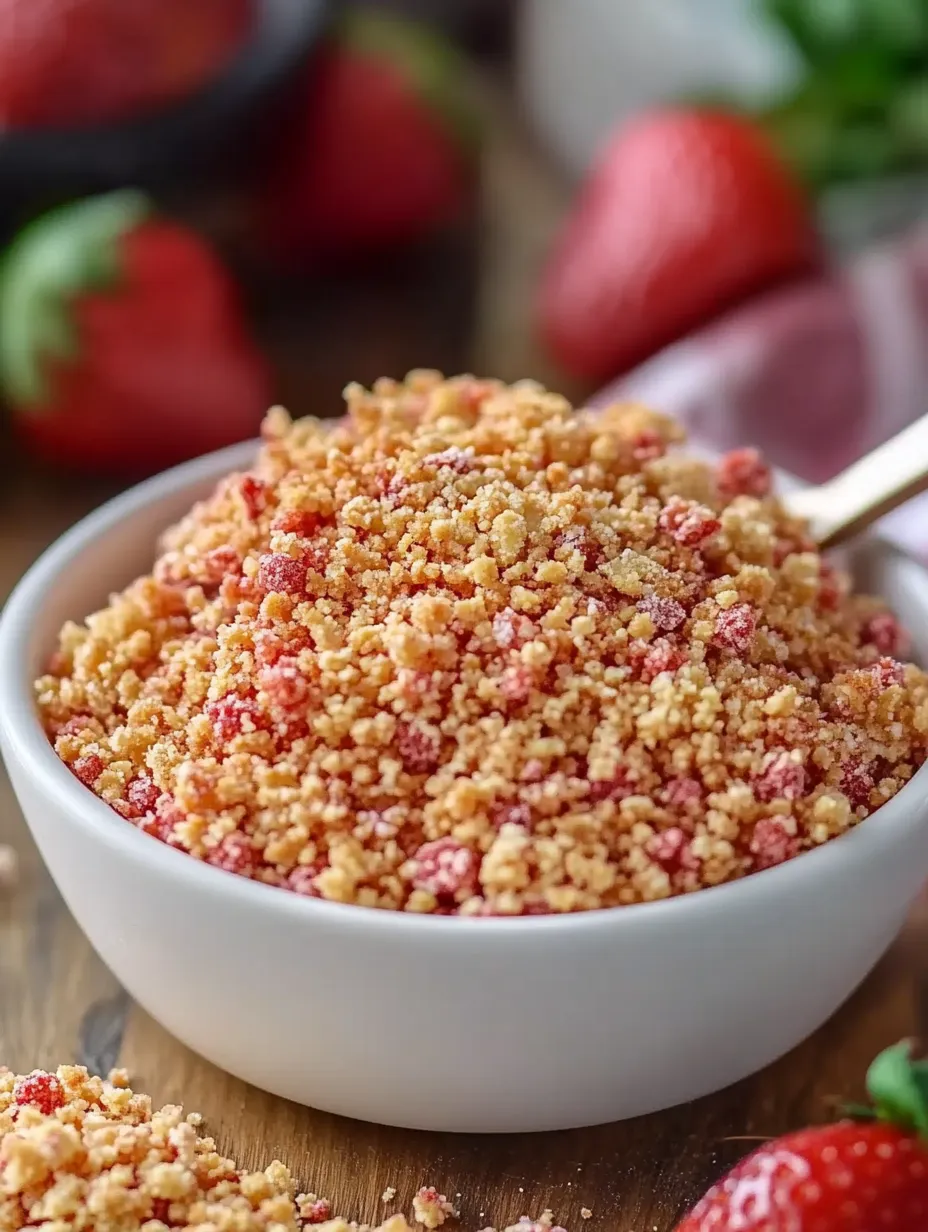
[786,413,928,550]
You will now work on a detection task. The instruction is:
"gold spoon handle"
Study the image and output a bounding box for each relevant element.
[786,412,928,550]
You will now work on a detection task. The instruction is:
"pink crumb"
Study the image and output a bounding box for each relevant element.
[647,827,698,874]
[662,777,703,811]
[637,594,686,632]
[842,757,875,808]
[126,775,160,815]
[749,817,800,870]
[631,428,666,462]
[424,446,476,474]
[271,509,324,537]
[238,475,268,520]
[862,612,907,657]
[207,833,256,877]
[492,802,532,830]
[629,637,688,683]
[286,867,321,897]
[13,1071,65,1115]
[396,722,441,775]
[499,664,535,706]
[71,754,103,787]
[657,496,721,547]
[753,752,806,803]
[305,1198,332,1223]
[205,695,264,742]
[713,604,758,654]
[869,657,905,687]
[203,546,242,584]
[716,447,772,498]
[587,767,636,804]
[257,552,307,596]
[411,838,479,900]
[492,609,537,649]
[258,658,310,709]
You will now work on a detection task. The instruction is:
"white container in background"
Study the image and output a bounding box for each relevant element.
[517,0,800,179]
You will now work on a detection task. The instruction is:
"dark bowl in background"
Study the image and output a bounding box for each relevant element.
[0,0,328,227]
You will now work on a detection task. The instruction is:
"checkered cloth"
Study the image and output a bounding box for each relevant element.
[592,227,928,561]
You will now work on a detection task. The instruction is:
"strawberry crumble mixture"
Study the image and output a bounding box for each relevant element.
[36,373,928,915]
[0,1065,565,1231]
[0,1065,372,1231]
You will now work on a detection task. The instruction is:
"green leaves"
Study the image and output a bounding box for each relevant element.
[768,0,928,62]
[0,190,150,409]
[766,0,864,61]
[865,1040,928,1138]
[756,0,928,191]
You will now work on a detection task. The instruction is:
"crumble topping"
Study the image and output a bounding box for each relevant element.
[0,1065,330,1231]
[36,373,928,915]
[0,1066,568,1231]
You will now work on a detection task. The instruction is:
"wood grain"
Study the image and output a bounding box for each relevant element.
[1,88,928,1232]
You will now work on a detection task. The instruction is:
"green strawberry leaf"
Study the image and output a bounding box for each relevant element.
[862,0,928,56]
[336,7,483,155]
[865,1040,928,1138]
[759,88,847,188]
[0,190,151,410]
[765,0,864,62]
[891,74,928,155]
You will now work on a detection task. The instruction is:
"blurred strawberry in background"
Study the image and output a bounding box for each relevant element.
[538,108,822,383]
[0,191,271,475]
[0,0,254,128]
[258,8,482,266]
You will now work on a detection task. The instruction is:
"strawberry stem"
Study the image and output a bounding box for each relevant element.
[863,1040,928,1138]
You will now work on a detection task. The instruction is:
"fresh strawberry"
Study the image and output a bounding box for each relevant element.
[0,0,253,128]
[538,109,822,383]
[675,1041,928,1231]
[258,9,480,265]
[0,191,272,475]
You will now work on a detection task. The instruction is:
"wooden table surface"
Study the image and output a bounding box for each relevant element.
[2,85,928,1232]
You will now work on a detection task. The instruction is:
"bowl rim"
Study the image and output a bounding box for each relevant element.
[1,437,925,939]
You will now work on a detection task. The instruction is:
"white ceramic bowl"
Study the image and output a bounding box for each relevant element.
[2,441,928,1133]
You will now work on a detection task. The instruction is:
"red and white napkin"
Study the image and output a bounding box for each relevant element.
[592,227,928,561]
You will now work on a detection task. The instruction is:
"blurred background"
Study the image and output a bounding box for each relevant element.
[3,0,928,535]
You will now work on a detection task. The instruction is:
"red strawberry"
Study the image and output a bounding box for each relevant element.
[675,1041,928,1230]
[258,9,480,265]
[0,0,253,128]
[0,191,272,475]
[538,109,822,383]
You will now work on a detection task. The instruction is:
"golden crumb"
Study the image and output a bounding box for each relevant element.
[412,1187,456,1227]
[0,1066,360,1232]
[37,374,928,915]
[383,1188,398,1203]
[580,1210,593,1221]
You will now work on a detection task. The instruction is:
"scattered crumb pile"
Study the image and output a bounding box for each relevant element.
[37,373,928,914]
[0,1065,565,1231]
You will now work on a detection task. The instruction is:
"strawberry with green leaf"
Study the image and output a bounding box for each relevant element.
[0,191,272,475]
[675,1040,928,1230]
